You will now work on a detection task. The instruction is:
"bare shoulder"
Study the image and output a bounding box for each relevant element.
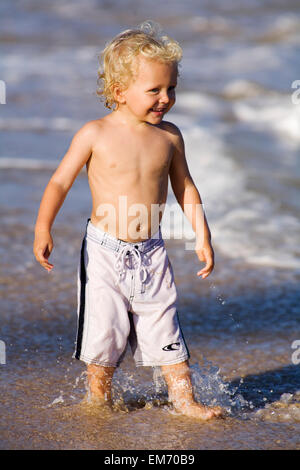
[77,119,104,137]
[72,118,106,149]
[158,120,184,145]
[158,120,185,154]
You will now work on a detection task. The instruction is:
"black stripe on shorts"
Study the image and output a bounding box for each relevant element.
[74,236,87,360]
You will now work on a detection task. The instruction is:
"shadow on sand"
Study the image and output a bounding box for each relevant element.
[229,363,300,409]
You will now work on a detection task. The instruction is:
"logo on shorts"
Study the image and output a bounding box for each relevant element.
[162,342,180,351]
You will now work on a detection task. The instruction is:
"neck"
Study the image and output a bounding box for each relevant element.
[111,106,147,128]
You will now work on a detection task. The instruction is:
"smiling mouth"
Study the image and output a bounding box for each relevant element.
[150,108,166,114]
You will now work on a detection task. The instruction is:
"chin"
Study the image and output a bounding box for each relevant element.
[147,115,164,124]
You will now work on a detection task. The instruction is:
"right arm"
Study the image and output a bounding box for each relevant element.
[33,121,97,271]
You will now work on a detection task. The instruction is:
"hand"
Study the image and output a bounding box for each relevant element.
[195,241,214,279]
[33,231,54,272]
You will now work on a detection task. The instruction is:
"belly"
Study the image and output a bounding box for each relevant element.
[90,191,168,242]
[88,163,170,241]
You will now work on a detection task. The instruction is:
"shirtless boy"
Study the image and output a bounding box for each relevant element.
[33,23,222,420]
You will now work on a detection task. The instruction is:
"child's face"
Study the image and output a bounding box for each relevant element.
[117,56,178,125]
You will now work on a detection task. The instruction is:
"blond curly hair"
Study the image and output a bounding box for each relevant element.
[96,21,182,110]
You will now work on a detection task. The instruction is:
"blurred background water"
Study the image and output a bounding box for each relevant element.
[0,0,300,450]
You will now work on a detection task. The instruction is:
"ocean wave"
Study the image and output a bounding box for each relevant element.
[233,95,300,143]
[0,117,82,132]
[179,125,300,270]
[0,157,60,170]
[221,80,273,100]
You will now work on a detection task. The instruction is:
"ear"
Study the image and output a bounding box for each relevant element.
[113,83,126,105]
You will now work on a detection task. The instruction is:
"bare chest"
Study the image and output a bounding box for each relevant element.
[90,130,173,177]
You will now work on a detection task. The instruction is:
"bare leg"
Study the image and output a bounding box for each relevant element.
[86,364,115,403]
[161,361,223,420]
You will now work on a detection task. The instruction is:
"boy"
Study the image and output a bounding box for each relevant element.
[33,22,222,420]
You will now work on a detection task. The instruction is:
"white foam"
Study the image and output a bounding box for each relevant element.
[175,92,221,115]
[0,117,82,132]
[233,96,300,144]
[257,13,300,43]
[222,80,268,99]
[47,392,65,407]
[0,157,88,174]
[189,15,236,35]
[0,157,60,170]
[161,119,300,270]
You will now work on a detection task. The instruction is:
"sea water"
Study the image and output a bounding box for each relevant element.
[0,0,300,450]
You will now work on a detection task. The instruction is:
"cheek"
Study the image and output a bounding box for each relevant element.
[143,97,158,112]
[170,92,176,103]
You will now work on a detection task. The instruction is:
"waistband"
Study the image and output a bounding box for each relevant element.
[85,219,163,254]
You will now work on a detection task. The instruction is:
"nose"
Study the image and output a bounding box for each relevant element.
[160,88,176,106]
[159,91,170,105]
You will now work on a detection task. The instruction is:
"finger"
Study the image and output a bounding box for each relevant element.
[197,270,210,279]
[40,259,53,270]
[43,260,54,268]
[35,249,53,270]
[43,263,54,272]
[199,272,210,279]
[198,261,214,273]
[197,263,214,278]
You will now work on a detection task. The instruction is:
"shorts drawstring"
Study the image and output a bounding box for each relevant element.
[114,244,148,289]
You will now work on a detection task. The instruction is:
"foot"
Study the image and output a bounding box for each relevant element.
[80,393,113,416]
[82,391,112,404]
[174,401,223,420]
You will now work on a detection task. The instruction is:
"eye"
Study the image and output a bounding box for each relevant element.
[148,88,159,93]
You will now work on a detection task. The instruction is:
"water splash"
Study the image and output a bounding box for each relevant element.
[47,391,65,408]
[255,391,300,423]
[111,360,248,416]
[209,283,227,306]
[47,358,249,417]
[209,282,242,331]
[189,360,248,416]
[111,369,169,412]
[46,370,87,409]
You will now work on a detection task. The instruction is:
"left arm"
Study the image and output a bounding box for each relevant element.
[168,124,214,279]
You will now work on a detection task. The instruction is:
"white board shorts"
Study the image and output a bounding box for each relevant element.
[73,219,190,368]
